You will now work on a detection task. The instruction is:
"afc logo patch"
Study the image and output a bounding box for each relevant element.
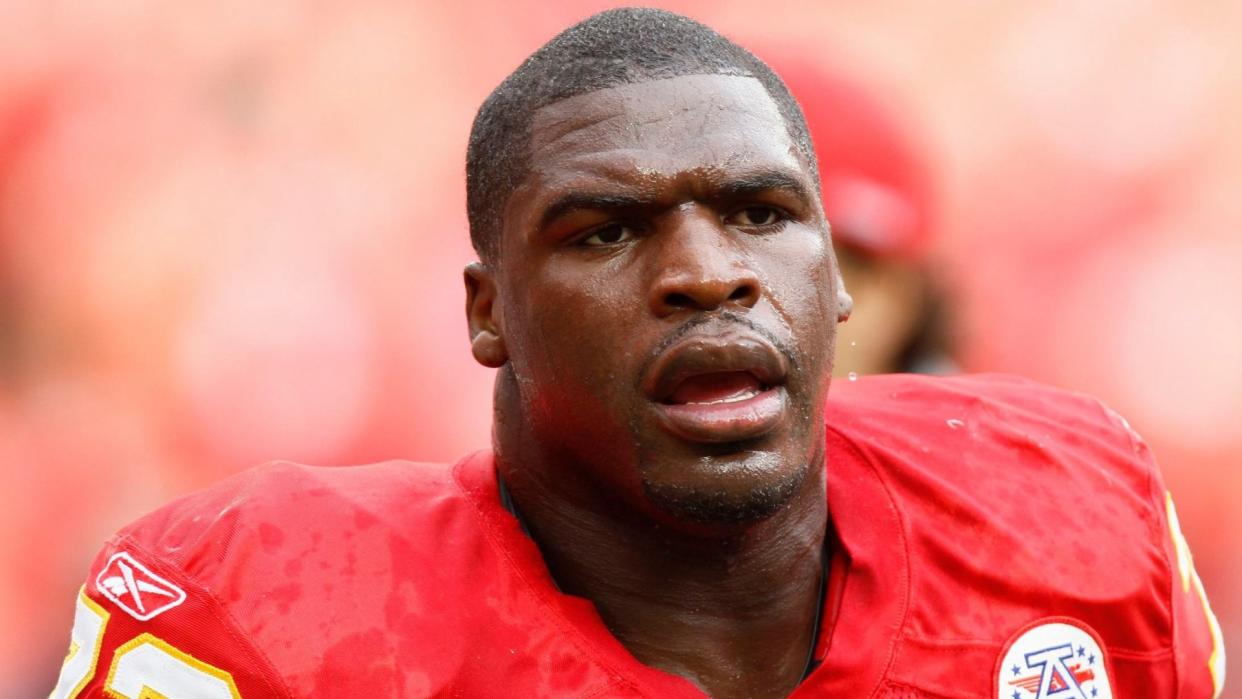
[995,618,1113,699]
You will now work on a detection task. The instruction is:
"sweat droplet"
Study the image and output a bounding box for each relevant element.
[946,418,965,429]
[848,372,858,382]
[850,341,857,347]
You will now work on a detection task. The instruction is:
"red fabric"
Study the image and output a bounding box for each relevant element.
[58,374,1219,697]
[818,374,1220,698]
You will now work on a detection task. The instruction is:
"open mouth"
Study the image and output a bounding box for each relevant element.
[644,333,789,443]
[665,371,770,405]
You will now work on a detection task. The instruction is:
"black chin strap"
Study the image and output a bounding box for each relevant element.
[495,470,829,683]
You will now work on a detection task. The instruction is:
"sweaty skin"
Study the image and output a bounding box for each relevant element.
[465,74,853,699]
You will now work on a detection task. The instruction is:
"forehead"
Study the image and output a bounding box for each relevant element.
[526,74,807,192]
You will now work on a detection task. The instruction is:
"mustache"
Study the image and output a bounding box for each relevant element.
[638,311,801,384]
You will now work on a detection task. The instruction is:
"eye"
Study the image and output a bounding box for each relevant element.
[726,206,784,228]
[580,223,636,246]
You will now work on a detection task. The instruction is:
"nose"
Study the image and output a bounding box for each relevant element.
[649,208,762,317]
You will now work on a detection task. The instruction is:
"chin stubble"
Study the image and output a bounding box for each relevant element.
[641,456,811,524]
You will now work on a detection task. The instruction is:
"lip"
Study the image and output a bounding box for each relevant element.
[654,385,788,443]
[643,330,790,443]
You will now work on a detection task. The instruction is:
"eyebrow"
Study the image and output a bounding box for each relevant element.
[538,193,649,230]
[536,169,815,230]
[715,170,813,204]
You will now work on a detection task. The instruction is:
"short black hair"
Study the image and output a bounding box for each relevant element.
[465,7,817,261]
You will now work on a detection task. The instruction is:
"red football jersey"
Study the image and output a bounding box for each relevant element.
[51,374,1224,698]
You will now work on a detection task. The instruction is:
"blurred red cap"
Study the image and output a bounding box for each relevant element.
[762,50,934,261]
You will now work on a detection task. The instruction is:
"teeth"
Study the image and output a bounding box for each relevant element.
[688,387,761,405]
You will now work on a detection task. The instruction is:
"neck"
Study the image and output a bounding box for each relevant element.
[494,381,829,699]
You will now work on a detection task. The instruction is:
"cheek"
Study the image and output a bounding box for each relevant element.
[758,230,837,335]
[506,273,651,457]
[508,262,645,394]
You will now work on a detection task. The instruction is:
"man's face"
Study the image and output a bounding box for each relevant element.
[477,74,847,524]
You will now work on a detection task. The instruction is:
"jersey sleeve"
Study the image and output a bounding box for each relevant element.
[1103,404,1227,699]
[49,516,290,697]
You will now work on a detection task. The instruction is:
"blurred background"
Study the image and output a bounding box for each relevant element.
[2,1,1239,695]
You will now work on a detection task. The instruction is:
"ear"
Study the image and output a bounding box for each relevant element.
[464,262,508,368]
[835,272,853,323]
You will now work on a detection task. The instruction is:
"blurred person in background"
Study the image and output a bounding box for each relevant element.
[769,52,956,379]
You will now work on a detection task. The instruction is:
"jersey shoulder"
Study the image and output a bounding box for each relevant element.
[116,458,463,586]
[828,373,1163,613]
[825,374,1201,695]
[56,459,487,698]
[57,456,644,698]
[828,372,1148,465]
[827,372,1156,514]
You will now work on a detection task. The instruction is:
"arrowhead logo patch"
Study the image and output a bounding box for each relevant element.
[95,551,187,621]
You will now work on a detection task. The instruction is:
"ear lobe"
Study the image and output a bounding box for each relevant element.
[835,274,853,323]
[464,262,508,368]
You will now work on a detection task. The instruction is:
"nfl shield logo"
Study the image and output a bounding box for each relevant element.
[996,618,1113,699]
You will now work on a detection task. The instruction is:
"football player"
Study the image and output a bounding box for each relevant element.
[52,8,1223,698]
